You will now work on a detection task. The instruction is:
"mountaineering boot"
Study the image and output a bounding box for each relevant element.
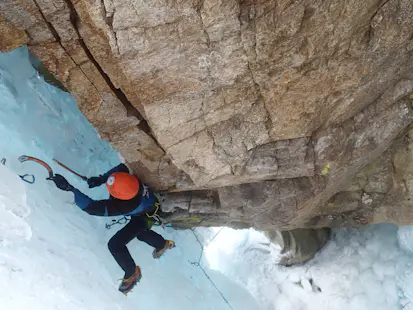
[153,240,175,259]
[118,266,142,295]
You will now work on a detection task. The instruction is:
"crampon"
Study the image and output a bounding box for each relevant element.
[153,240,175,259]
[118,266,142,296]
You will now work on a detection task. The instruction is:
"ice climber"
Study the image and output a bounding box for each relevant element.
[50,163,175,295]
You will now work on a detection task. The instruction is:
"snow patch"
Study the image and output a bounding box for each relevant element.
[204,224,413,310]
[0,164,31,244]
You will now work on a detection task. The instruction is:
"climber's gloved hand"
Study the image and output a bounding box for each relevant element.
[51,174,74,191]
[87,176,103,188]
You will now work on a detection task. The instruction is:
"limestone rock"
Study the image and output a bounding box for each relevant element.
[2,0,413,230]
[28,52,68,92]
[0,15,28,52]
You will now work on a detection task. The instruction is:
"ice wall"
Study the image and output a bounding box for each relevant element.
[0,47,258,310]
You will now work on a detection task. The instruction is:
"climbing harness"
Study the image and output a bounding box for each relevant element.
[146,202,160,219]
[18,155,54,180]
[147,193,169,227]
[105,216,131,230]
[53,158,87,181]
[1,157,36,184]
[102,186,167,231]
[143,202,161,229]
[145,202,166,226]
[105,201,165,230]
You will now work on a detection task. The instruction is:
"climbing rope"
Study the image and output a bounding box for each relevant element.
[189,226,224,266]
[187,218,234,310]
[103,209,233,309]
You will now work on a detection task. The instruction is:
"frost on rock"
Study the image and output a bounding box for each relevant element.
[362,192,374,204]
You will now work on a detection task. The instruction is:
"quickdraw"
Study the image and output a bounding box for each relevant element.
[105,216,131,230]
[18,155,54,180]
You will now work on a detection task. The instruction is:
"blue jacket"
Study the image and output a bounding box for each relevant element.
[72,164,158,217]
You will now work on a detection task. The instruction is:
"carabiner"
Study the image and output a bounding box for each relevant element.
[19,174,35,184]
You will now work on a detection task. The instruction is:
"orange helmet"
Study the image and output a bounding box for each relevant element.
[106,172,140,200]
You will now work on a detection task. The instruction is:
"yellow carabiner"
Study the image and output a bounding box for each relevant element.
[146,202,159,218]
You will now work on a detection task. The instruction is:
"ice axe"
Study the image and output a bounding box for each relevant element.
[53,158,88,181]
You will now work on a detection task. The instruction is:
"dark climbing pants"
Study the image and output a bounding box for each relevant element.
[108,215,165,278]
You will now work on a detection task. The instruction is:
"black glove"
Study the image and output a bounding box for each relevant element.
[87,176,103,188]
[51,174,74,191]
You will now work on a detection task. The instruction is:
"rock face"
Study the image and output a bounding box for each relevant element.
[267,228,331,266]
[0,14,28,52]
[1,0,413,230]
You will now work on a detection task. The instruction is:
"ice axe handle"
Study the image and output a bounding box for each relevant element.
[53,159,88,181]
